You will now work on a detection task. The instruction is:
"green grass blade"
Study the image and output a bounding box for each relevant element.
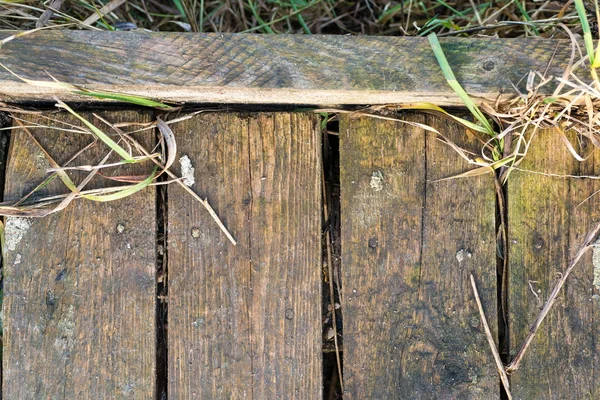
[0,219,5,258]
[575,0,595,65]
[247,0,276,33]
[240,0,319,33]
[593,0,600,67]
[319,112,328,131]
[13,174,58,207]
[53,164,79,193]
[55,100,135,162]
[290,0,312,34]
[427,32,495,136]
[199,0,204,32]
[0,62,173,109]
[378,3,403,24]
[514,0,539,35]
[391,102,491,134]
[172,0,188,21]
[82,167,157,202]
[72,90,174,109]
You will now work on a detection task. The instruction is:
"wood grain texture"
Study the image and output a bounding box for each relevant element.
[340,114,498,399]
[2,112,156,399]
[0,31,577,105]
[508,130,600,399]
[167,112,322,399]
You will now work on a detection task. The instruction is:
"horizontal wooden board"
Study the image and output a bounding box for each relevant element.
[0,31,577,105]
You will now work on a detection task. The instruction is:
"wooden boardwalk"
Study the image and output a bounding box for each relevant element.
[1,109,599,399]
[0,31,597,399]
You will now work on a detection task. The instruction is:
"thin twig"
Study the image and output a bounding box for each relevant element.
[36,0,62,27]
[506,220,600,373]
[470,274,512,400]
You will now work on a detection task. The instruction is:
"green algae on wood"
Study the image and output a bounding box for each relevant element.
[508,129,600,399]
[340,113,498,399]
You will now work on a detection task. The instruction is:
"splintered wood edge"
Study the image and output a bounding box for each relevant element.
[0,31,582,106]
[1,85,494,106]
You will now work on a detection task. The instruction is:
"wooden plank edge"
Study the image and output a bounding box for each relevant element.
[0,85,511,106]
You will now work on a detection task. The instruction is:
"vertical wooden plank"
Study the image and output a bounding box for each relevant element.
[3,112,156,399]
[168,112,322,399]
[340,114,498,399]
[247,114,322,399]
[508,129,600,398]
[167,113,252,399]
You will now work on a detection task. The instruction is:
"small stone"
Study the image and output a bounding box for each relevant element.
[325,326,335,341]
[116,223,125,234]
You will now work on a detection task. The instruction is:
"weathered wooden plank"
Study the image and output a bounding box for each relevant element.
[2,112,156,399]
[0,31,576,105]
[340,114,498,398]
[508,130,600,398]
[167,112,322,398]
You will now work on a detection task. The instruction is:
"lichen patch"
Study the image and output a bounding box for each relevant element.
[593,239,600,290]
[456,249,472,263]
[5,217,32,252]
[370,170,384,191]
[179,155,195,187]
[54,305,75,352]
